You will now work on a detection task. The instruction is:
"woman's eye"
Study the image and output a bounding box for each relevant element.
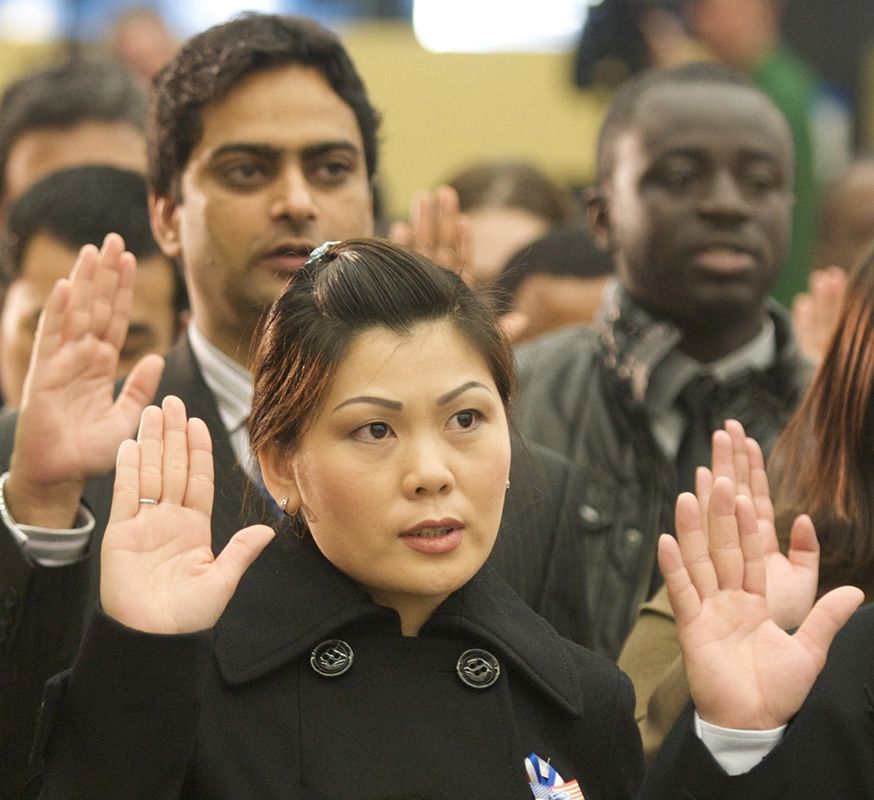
[352,422,393,442]
[448,410,482,431]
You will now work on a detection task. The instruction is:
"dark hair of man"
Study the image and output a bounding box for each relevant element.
[595,62,757,182]
[2,164,187,314]
[0,60,146,201]
[492,225,614,314]
[148,12,381,200]
[249,238,514,467]
[448,160,575,226]
[770,254,874,597]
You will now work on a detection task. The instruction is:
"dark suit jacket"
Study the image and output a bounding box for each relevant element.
[641,603,874,799]
[37,538,641,799]
[0,334,591,799]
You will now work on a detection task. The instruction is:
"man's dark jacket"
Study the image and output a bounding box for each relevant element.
[0,333,590,800]
[514,291,811,659]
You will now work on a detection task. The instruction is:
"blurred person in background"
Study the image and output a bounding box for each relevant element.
[0,60,146,213]
[790,158,874,363]
[493,225,614,343]
[390,160,576,288]
[108,7,179,91]
[449,160,577,287]
[514,63,811,659]
[0,165,185,409]
[684,0,834,306]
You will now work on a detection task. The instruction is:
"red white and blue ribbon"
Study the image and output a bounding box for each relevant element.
[525,753,585,800]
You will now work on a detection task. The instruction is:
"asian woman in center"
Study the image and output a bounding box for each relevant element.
[38,239,644,799]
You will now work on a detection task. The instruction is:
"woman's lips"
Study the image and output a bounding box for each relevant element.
[400,524,464,554]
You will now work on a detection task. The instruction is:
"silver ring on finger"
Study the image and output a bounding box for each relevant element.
[138,497,159,506]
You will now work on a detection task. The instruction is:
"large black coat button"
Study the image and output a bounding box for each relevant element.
[456,648,501,689]
[310,639,354,677]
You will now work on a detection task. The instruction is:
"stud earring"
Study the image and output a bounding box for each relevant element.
[279,497,289,514]
[505,480,511,491]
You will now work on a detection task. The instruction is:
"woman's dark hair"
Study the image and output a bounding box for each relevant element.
[148,12,380,199]
[770,255,874,596]
[249,239,515,468]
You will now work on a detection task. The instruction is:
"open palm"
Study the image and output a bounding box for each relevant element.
[660,477,863,730]
[8,234,164,526]
[101,396,275,634]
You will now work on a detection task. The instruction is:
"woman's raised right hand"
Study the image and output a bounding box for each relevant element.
[100,395,275,634]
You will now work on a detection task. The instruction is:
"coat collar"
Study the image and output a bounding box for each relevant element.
[214,535,584,716]
[598,284,808,405]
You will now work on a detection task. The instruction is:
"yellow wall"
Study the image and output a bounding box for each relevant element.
[0,23,609,219]
[343,23,608,218]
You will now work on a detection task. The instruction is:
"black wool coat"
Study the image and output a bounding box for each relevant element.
[37,536,643,800]
[1,334,592,800]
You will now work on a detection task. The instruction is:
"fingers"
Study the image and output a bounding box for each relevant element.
[794,585,864,666]
[810,266,847,331]
[675,491,718,597]
[709,429,734,483]
[387,220,414,249]
[704,477,744,591]
[737,495,766,596]
[30,277,71,367]
[89,234,126,338]
[497,311,530,342]
[61,234,134,347]
[659,532,702,627]
[109,439,141,525]
[433,185,465,268]
[403,187,468,270]
[723,420,751,495]
[694,465,713,533]
[183,417,214,516]
[136,405,164,502]
[787,514,820,574]
[63,243,99,341]
[791,266,848,363]
[103,251,137,351]
[212,524,276,592]
[160,396,189,504]
[114,353,164,428]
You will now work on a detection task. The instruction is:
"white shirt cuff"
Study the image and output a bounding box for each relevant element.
[0,470,95,566]
[695,712,786,776]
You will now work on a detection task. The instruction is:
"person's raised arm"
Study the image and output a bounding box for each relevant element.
[100,395,275,633]
[4,233,165,529]
[659,476,863,731]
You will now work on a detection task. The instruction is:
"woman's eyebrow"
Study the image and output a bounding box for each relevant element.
[437,381,491,406]
[333,396,403,412]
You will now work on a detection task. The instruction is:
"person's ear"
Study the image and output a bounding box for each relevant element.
[258,448,301,514]
[585,185,613,253]
[150,191,183,260]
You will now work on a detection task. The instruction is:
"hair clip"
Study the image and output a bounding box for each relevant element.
[305,240,341,266]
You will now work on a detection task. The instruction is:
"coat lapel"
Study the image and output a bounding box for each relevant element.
[215,531,584,717]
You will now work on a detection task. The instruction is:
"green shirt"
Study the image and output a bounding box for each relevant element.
[751,42,819,307]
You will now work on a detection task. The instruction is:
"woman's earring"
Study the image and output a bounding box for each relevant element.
[279,497,289,514]
[505,480,511,491]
